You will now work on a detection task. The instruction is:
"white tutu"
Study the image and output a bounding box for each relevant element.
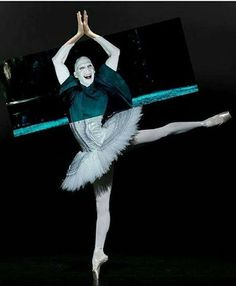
[61,107,142,191]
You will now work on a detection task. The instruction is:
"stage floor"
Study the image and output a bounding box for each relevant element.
[1,253,236,285]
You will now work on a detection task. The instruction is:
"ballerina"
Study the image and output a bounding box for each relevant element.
[52,10,231,281]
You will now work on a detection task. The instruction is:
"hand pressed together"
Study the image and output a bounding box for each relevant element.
[76,11,84,37]
[76,10,96,38]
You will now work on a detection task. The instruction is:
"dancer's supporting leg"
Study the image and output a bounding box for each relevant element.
[132,111,231,145]
[92,164,114,280]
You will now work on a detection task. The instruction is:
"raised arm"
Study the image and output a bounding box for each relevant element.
[83,10,120,71]
[52,11,84,84]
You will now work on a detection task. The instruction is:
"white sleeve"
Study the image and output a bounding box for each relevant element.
[93,36,120,72]
[52,43,75,85]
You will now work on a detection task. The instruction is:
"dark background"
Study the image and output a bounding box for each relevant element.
[0,1,236,280]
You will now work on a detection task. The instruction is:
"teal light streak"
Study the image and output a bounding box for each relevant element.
[13,84,198,137]
[13,117,69,137]
[132,84,199,106]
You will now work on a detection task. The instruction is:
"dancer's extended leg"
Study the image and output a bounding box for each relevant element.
[132,111,231,145]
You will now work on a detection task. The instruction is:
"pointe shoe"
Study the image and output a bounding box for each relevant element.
[204,111,232,127]
[92,251,108,281]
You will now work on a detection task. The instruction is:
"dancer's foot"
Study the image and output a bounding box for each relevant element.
[203,111,232,127]
[92,249,108,281]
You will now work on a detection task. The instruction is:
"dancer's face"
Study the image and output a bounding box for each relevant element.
[74,57,95,87]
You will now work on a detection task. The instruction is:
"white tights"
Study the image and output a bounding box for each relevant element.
[92,119,204,258]
[93,165,114,257]
[132,121,204,145]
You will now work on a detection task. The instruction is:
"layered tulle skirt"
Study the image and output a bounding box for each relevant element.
[61,107,142,191]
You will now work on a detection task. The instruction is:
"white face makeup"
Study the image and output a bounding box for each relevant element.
[74,56,95,87]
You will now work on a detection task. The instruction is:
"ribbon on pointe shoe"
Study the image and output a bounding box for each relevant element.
[92,252,108,281]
